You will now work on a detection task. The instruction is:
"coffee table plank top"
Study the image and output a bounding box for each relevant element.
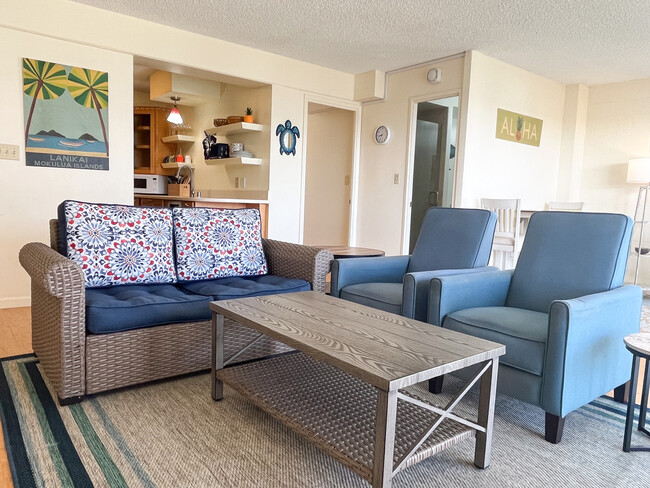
[210,291,504,391]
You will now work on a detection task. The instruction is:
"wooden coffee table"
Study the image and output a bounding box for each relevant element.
[210,292,504,488]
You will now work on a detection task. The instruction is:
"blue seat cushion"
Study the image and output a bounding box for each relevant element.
[85,284,212,334]
[340,283,403,316]
[444,307,549,376]
[177,275,311,300]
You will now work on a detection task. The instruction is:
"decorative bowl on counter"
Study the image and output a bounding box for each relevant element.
[213,118,228,127]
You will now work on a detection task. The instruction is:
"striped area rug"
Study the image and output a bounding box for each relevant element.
[1,354,649,488]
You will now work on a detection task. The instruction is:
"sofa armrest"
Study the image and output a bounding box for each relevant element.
[19,242,86,401]
[543,285,642,417]
[262,239,333,293]
[403,266,498,321]
[330,255,411,298]
[428,269,513,326]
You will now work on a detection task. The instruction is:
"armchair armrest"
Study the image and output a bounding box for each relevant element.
[330,255,411,298]
[403,266,498,321]
[262,239,333,293]
[428,269,513,326]
[19,242,86,401]
[543,285,643,417]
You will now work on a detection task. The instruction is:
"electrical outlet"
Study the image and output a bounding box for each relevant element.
[394,174,399,184]
[0,144,19,160]
[345,175,350,186]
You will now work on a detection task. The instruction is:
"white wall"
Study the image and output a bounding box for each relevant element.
[303,108,354,246]
[460,51,566,210]
[581,78,650,215]
[268,85,306,242]
[0,27,133,307]
[356,57,466,255]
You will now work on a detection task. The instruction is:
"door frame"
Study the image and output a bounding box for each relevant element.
[300,94,362,246]
[401,90,461,254]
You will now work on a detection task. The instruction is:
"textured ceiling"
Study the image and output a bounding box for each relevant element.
[74,0,650,85]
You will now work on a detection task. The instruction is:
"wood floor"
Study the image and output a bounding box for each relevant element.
[0,307,31,488]
[0,306,646,487]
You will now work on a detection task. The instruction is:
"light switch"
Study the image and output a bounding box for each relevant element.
[0,144,19,160]
[394,174,399,184]
[345,175,350,186]
[235,177,239,188]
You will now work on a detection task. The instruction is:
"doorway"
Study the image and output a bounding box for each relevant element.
[302,103,355,246]
[407,96,459,252]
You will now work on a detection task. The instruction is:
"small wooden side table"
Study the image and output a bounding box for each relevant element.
[315,245,385,259]
[623,333,650,452]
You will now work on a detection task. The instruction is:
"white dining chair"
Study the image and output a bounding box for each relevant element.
[481,198,521,269]
[547,201,584,211]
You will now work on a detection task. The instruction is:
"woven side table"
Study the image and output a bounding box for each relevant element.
[623,333,650,452]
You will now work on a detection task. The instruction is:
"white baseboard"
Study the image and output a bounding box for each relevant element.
[0,296,31,309]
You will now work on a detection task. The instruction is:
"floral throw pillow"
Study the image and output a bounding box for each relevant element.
[62,200,176,287]
[173,207,267,281]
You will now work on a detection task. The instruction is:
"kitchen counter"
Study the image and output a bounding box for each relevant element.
[134,193,269,204]
[134,193,269,237]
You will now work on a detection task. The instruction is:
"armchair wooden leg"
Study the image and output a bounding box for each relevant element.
[545,412,565,444]
[613,381,630,404]
[428,376,444,394]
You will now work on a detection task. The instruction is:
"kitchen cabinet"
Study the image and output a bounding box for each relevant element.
[134,107,177,175]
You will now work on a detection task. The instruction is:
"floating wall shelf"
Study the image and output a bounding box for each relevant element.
[161,135,198,143]
[204,122,264,136]
[205,157,262,166]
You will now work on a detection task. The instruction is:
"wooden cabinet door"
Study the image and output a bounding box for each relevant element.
[133,107,176,175]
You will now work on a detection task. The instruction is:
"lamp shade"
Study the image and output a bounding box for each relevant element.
[167,106,183,124]
[627,158,650,184]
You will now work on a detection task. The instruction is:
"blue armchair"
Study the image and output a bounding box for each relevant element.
[330,207,497,321]
[428,211,642,443]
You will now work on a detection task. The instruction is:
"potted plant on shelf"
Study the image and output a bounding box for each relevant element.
[244,107,254,123]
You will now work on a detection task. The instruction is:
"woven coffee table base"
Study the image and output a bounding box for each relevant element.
[218,352,475,483]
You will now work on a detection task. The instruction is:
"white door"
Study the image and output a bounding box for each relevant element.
[303,104,354,246]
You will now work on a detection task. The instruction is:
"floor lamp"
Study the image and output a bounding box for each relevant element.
[628,157,650,285]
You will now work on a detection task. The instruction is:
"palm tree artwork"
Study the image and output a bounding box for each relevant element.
[67,67,109,156]
[22,58,68,145]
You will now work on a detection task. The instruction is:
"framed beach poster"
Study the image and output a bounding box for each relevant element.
[23,58,109,170]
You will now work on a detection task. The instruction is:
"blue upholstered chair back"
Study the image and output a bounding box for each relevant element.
[506,212,633,312]
[407,207,497,273]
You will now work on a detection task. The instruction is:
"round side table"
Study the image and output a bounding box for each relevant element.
[315,246,385,259]
[623,333,650,452]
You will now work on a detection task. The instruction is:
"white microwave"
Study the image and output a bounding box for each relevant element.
[134,174,168,195]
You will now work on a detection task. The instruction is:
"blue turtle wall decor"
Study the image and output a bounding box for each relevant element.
[276,120,300,156]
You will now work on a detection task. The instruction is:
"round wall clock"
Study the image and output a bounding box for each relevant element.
[374,125,391,144]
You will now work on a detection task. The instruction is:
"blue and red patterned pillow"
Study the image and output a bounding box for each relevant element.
[173,207,267,281]
[61,200,176,288]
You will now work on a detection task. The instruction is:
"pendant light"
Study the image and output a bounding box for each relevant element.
[167,96,183,124]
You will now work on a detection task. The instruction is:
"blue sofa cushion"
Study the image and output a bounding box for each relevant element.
[178,275,311,300]
[85,284,212,334]
[407,207,497,273]
[444,306,549,376]
[59,200,176,288]
[340,283,403,316]
[173,207,267,281]
[506,212,633,313]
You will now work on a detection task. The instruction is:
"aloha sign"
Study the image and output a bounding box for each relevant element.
[495,109,542,147]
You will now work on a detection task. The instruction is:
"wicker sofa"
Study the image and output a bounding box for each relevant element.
[19,202,333,405]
